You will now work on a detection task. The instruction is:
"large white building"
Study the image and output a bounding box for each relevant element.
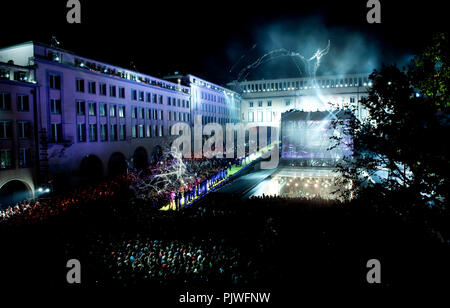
[228,73,370,128]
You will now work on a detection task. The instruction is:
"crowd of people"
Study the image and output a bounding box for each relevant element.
[0,176,127,225]
[90,235,247,287]
[0,151,245,225]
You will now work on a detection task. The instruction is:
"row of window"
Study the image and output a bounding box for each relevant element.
[248,111,276,122]
[201,91,226,103]
[75,123,167,142]
[76,123,126,142]
[75,79,126,98]
[0,93,30,111]
[0,69,30,82]
[0,121,32,139]
[248,101,272,108]
[0,148,32,169]
[72,100,191,122]
[243,77,370,92]
[49,75,190,109]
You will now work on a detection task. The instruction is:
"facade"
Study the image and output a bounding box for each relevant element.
[0,62,38,202]
[228,73,371,128]
[0,42,240,201]
[164,73,241,126]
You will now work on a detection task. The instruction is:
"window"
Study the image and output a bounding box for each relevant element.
[99,103,107,117]
[77,123,86,142]
[18,148,31,168]
[100,124,108,141]
[267,101,272,107]
[110,124,117,141]
[99,83,107,95]
[249,102,253,108]
[89,124,97,141]
[51,123,63,142]
[147,109,152,119]
[119,124,126,140]
[138,108,144,119]
[146,92,151,102]
[88,81,96,94]
[350,97,356,103]
[158,125,163,137]
[109,85,116,97]
[186,100,190,108]
[167,97,171,106]
[0,121,12,139]
[258,101,263,107]
[50,99,61,114]
[248,111,254,122]
[17,95,29,111]
[14,71,27,81]
[159,95,163,104]
[88,102,96,116]
[76,101,86,115]
[146,125,151,138]
[49,74,61,89]
[159,110,163,120]
[0,149,12,169]
[17,121,31,138]
[139,91,144,101]
[258,111,263,122]
[109,105,116,117]
[0,93,11,110]
[119,87,125,98]
[266,111,272,122]
[131,125,137,138]
[285,100,291,106]
[118,105,125,118]
[131,89,137,100]
[132,107,137,118]
[153,94,157,103]
[76,79,85,92]
[138,125,144,138]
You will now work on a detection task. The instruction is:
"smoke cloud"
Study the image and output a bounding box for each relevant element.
[228,16,412,81]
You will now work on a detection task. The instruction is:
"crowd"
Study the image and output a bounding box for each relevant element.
[0,175,128,225]
[0,152,244,225]
[129,154,240,209]
[90,235,247,287]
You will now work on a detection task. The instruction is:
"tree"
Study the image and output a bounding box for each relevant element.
[331,33,449,216]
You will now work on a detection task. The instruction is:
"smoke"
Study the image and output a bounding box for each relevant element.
[228,16,411,80]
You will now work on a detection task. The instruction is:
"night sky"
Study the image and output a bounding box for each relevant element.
[0,0,446,85]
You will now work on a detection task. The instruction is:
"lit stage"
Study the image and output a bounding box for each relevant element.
[247,167,339,199]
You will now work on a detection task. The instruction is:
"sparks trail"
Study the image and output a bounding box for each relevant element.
[235,40,331,82]
[229,44,257,74]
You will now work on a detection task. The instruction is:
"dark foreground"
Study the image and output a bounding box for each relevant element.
[1,190,448,304]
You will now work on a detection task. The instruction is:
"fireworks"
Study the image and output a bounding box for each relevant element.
[235,40,331,82]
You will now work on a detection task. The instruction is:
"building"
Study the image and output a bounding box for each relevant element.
[164,73,241,126]
[0,62,38,204]
[0,42,240,203]
[228,73,371,128]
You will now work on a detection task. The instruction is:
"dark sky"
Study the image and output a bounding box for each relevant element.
[0,0,446,85]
